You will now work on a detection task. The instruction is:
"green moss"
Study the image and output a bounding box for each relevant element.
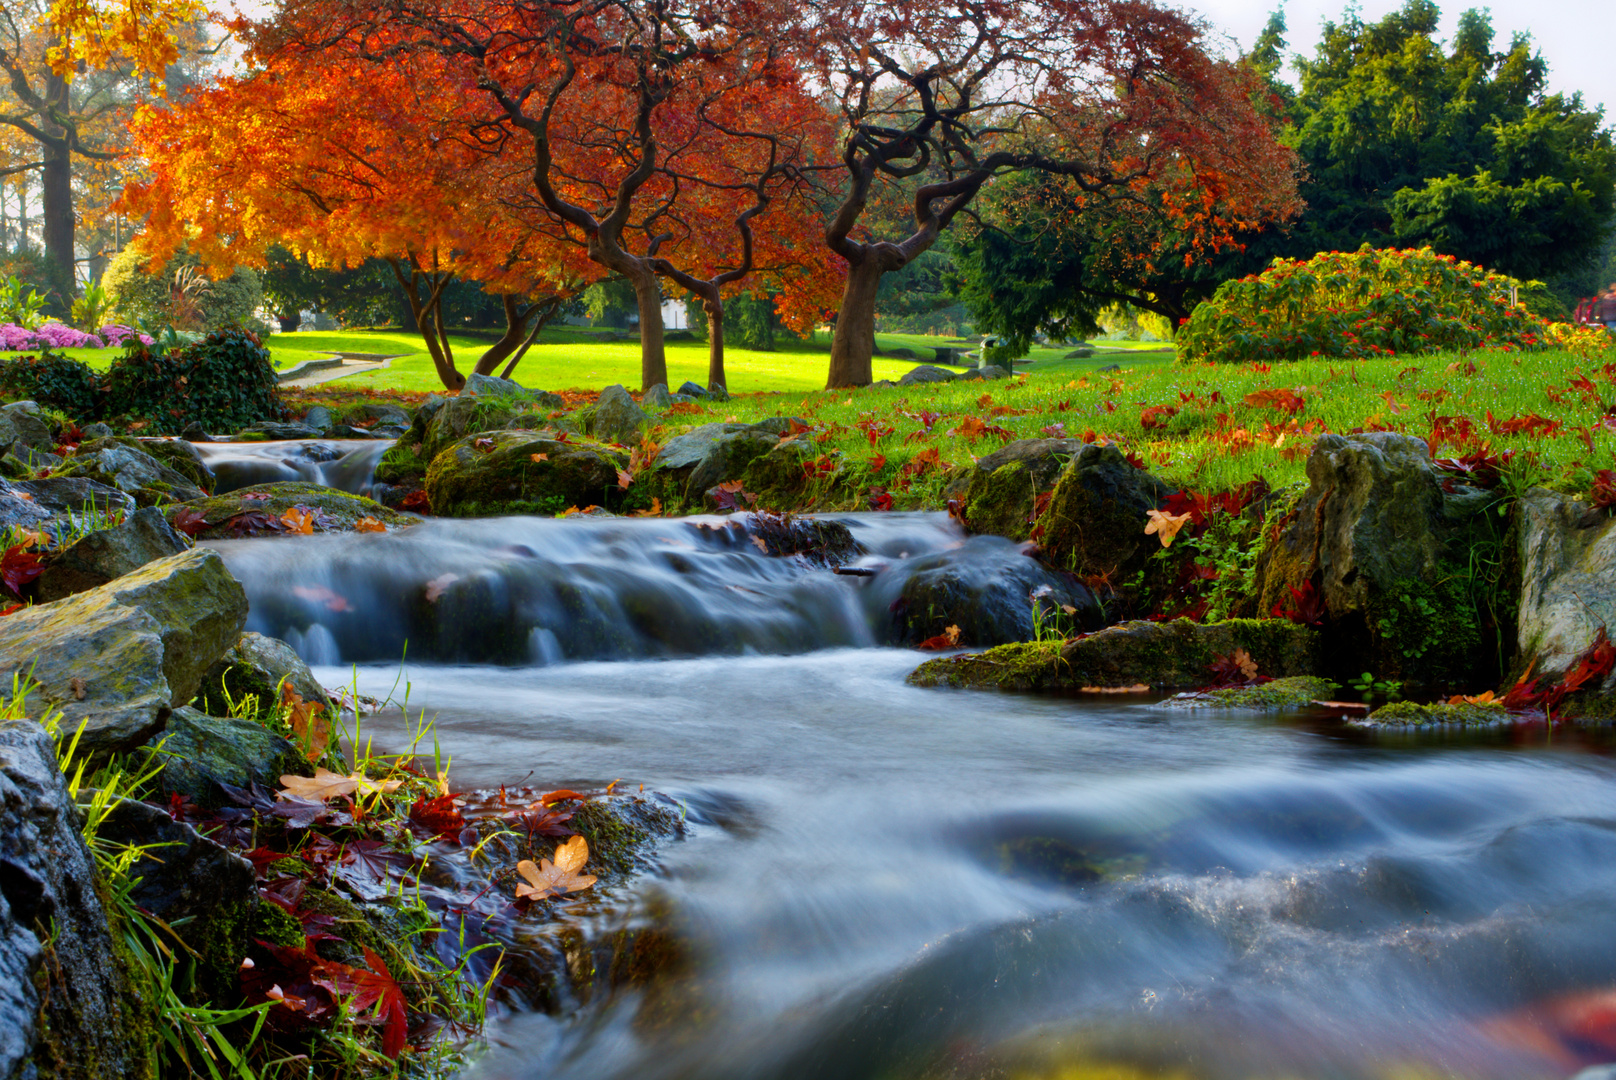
[1165,675,1336,710]
[1365,568,1483,685]
[1365,700,1508,726]
[373,443,427,485]
[424,430,628,518]
[964,460,1041,540]
[907,639,1068,690]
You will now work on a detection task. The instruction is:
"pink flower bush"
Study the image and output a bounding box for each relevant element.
[0,322,153,351]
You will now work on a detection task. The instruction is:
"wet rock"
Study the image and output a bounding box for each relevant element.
[143,706,309,807]
[1363,700,1509,727]
[80,421,113,439]
[1248,432,1496,686]
[165,481,416,540]
[98,795,259,998]
[55,436,206,506]
[425,430,629,517]
[1159,675,1337,710]
[0,717,156,1080]
[1034,442,1171,578]
[676,380,711,399]
[897,364,957,385]
[908,618,1320,691]
[651,423,778,498]
[1513,488,1616,693]
[954,438,1088,540]
[869,538,1102,648]
[592,384,649,446]
[642,383,674,410]
[138,436,215,494]
[239,421,323,440]
[196,631,335,719]
[6,475,133,520]
[0,548,248,757]
[735,512,862,565]
[34,505,189,602]
[303,404,335,433]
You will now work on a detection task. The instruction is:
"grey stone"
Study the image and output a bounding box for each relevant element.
[197,631,335,719]
[0,548,248,757]
[1514,488,1616,687]
[651,424,776,495]
[0,403,53,455]
[885,347,916,359]
[138,436,215,494]
[898,364,958,386]
[7,476,133,519]
[97,795,257,996]
[422,395,517,460]
[592,384,649,446]
[707,383,730,403]
[239,422,323,440]
[1063,347,1095,359]
[80,422,113,439]
[958,365,1011,381]
[34,505,189,603]
[144,706,308,807]
[57,437,207,505]
[464,372,528,398]
[356,403,413,428]
[303,404,335,433]
[642,383,674,410]
[676,380,711,399]
[749,416,810,437]
[0,717,153,1080]
[651,422,751,470]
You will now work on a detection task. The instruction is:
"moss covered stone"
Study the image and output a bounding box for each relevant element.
[373,443,427,485]
[1364,700,1509,726]
[1034,443,1171,578]
[908,619,1320,691]
[424,429,629,517]
[56,436,207,506]
[1160,675,1336,710]
[141,706,310,808]
[164,481,416,540]
[738,438,823,507]
[958,438,1087,541]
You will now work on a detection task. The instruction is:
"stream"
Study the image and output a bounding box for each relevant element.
[209,509,1616,1080]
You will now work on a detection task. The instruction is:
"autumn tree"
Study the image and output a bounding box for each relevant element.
[806,0,1303,386]
[252,0,834,393]
[0,0,205,301]
[124,46,596,390]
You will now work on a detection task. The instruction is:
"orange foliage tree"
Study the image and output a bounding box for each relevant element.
[123,46,598,390]
[806,0,1304,386]
[248,0,838,392]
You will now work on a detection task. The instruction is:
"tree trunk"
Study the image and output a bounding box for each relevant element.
[629,267,667,391]
[39,131,74,309]
[472,295,533,376]
[828,256,885,388]
[704,295,726,391]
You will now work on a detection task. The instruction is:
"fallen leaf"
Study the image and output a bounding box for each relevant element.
[424,573,459,602]
[278,767,403,802]
[1143,509,1193,547]
[1079,684,1152,693]
[353,516,387,533]
[530,452,549,463]
[281,685,331,762]
[616,468,633,490]
[291,585,351,612]
[514,835,597,901]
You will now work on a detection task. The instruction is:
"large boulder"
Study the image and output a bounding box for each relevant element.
[422,395,518,460]
[136,437,215,494]
[1513,488,1616,692]
[0,548,248,757]
[425,430,629,517]
[591,384,649,446]
[33,505,189,603]
[196,631,335,718]
[0,401,56,461]
[897,364,957,385]
[97,795,258,998]
[1033,442,1171,579]
[143,706,308,808]
[163,481,416,540]
[908,618,1321,691]
[865,536,1103,648]
[55,436,207,506]
[955,438,1089,540]
[11,475,134,519]
[0,718,156,1080]
[1248,432,1496,686]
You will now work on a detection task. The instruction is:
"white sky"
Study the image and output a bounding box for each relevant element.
[1192,0,1613,117]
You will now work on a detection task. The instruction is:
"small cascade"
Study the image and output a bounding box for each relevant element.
[193,439,393,496]
[206,511,1088,665]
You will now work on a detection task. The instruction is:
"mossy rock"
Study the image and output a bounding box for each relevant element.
[142,706,310,808]
[957,438,1087,541]
[738,438,823,507]
[1034,443,1171,577]
[195,631,336,723]
[164,481,416,540]
[421,394,549,459]
[908,619,1320,691]
[56,436,207,506]
[1364,700,1510,727]
[1159,675,1336,710]
[137,437,216,494]
[374,442,428,485]
[424,429,629,518]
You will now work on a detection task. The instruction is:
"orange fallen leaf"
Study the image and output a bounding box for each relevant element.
[281,684,331,762]
[1232,648,1258,680]
[616,468,633,490]
[1143,509,1193,547]
[353,516,387,533]
[1079,684,1151,693]
[530,453,549,463]
[630,497,663,518]
[278,767,403,801]
[514,835,597,900]
[281,507,315,535]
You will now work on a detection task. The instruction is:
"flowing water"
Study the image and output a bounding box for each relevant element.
[194,439,392,495]
[210,513,1616,1080]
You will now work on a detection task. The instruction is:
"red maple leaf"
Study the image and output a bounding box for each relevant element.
[0,545,44,594]
[1271,581,1326,626]
[170,506,211,536]
[408,794,466,841]
[313,947,410,1059]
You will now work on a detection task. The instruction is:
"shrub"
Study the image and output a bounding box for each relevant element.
[104,328,290,434]
[1177,246,1550,364]
[102,244,265,333]
[0,353,104,419]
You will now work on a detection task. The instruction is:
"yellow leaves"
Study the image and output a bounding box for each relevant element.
[281,507,314,535]
[46,0,205,86]
[281,684,331,763]
[278,767,403,802]
[353,516,387,533]
[514,835,597,901]
[1446,690,1503,707]
[1230,648,1258,680]
[1144,509,1193,547]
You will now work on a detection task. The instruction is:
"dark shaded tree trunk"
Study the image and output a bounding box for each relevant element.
[827,256,888,388]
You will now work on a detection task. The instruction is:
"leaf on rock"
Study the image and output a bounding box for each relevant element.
[0,545,44,594]
[354,516,387,533]
[514,835,597,901]
[916,624,962,650]
[1143,509,1193,548]
[171,506,211,536]
[281,684,332,762]
[279,767,403,803]
[281,507,315,534]
[225,510,287,537]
